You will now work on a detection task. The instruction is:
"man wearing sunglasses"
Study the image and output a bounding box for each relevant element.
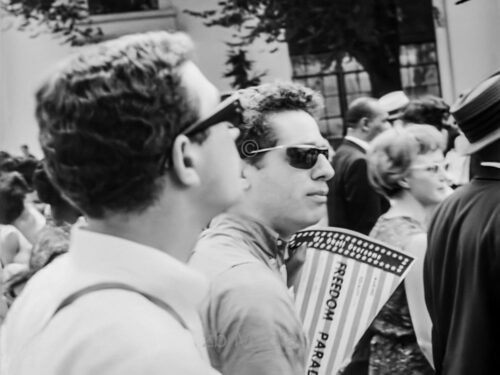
[189,82,334,375]
[1,31,243,375]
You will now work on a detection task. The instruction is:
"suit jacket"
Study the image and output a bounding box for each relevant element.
[424,166,500,375]
[327,138,389,235]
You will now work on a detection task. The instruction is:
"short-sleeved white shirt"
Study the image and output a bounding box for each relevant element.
[1,225,220,375]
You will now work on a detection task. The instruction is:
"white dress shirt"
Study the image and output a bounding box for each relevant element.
[1,224,220,375]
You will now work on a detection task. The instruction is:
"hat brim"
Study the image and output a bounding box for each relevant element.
[458,126,500,155]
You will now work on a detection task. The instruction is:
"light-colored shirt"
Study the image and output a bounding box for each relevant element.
[12,203,46,245]
[1,225,220,375]
[189,213,308,375]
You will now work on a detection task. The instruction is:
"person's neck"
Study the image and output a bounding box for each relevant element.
[86,194,209,263]
[384,191,433,228]
[229,203,299,240]
[346,129,369,143]
[13,203,44,229]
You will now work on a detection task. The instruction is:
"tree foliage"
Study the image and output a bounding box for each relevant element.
[186,0,466,96]
[223,47,265,89]
[186,0,403,96]
[188,1,402,63]
[1,0,102,46]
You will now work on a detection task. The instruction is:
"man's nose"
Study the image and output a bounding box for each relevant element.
[313,154,335,181]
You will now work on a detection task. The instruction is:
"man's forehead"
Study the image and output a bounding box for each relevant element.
[267,110,327,145]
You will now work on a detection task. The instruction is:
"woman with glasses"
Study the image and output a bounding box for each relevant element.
[364,125,450,375]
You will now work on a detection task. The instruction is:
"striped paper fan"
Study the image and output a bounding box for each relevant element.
[289,227,415,375]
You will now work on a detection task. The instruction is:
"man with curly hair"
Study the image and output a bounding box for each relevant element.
[1,31,243,375]
[189,82,334,375]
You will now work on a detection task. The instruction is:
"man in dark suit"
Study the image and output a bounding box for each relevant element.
[424,73,500,375]
[327,97,391,375]
[327,97,391,235]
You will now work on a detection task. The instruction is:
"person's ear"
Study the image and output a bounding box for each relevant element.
[170,135,201,187]
[240,161,255,191]
[361,117,370,132]
[398,177,411,189]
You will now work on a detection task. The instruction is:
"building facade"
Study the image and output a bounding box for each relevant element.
[1,0,499,155]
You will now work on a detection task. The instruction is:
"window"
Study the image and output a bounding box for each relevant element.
[292,42,441,140]
[292,55,372,140]
[292,55,343,139]
[88,0,159,15]
[400,43,441,98]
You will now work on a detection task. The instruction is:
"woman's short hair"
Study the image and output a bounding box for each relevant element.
[0,172,29,224]
[401,96,450,130]
[367,124,444,197]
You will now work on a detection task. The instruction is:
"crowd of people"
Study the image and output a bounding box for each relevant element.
[0,30,498,375]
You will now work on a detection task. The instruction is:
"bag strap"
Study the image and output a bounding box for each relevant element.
[53,282,188,329]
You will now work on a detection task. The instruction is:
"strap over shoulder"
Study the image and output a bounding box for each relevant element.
[53,282,188,329]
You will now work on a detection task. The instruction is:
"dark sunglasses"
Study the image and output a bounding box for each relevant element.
[181,94,243,137]
[158,94,243,172]
[250,144,331,169]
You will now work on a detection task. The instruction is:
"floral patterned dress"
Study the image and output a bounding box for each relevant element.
[368,215,434,375]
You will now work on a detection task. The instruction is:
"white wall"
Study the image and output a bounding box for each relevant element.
[172,0,292,92]
[436,0,500,103]
[0,0,291,157]
[0,20,74,157]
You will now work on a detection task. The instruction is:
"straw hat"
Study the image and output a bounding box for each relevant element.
[378,91,410,120]
[451,72,500,154]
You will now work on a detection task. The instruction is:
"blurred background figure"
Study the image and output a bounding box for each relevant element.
[3,224,71,307]
[401,95,468,188]
[0,263,9,324]
[364,124,450,374]
[0,171,46,246]
[0,151,40,207]
[2,164,83,304]
[329,96,391,375]
[401,95,459,154]
[328,97,391,235]
[0,224,32,267]
[378,91,410,128]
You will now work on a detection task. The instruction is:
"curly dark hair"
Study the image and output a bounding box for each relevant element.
[401,96,450,130]
[36,31,201,218]
[0,156,38,191]
[236,82,323,166]
[0,172,29,224]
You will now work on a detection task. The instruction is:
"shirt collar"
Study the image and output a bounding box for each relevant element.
[208,213,286,261]
[68,224,208,322]
[344,135,369,151]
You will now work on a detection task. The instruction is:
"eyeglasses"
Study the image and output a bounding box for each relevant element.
[181,94,243,137]
[410,162,447,174]
[249,144,331,169]
[158,94,243,172]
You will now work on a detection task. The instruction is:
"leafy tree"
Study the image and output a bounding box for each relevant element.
[185,0,451,96]
[1,0,102,46]
[224,46,266,89]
